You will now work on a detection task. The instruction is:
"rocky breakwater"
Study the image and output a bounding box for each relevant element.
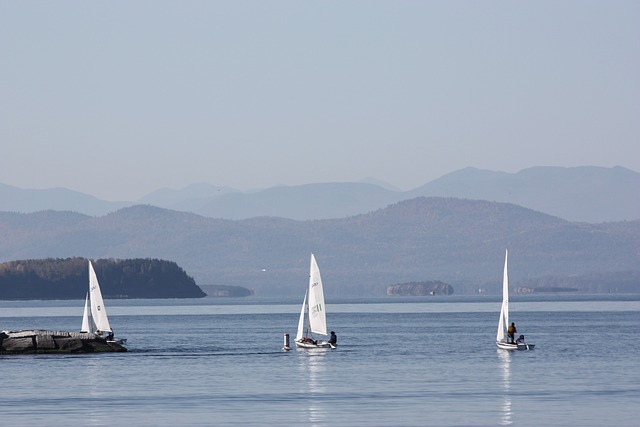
[0,330,127,354]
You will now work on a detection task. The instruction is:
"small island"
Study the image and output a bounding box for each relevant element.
[516,286,578,293]
[387,280,454,296]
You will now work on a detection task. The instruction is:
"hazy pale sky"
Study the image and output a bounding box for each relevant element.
[1,1,638,201]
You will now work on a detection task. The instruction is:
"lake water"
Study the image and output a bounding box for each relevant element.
[1,295,639,426]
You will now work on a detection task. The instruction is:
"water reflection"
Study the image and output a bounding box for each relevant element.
[498,350,513,425]
[297,350,328,426]
[84,355,108,426]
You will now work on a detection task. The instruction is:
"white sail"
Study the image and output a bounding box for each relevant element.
[80,292,92,333]
[496,250,509,343]
[307,254,327,336]
[296,289,307,342]
[89,261,112,334]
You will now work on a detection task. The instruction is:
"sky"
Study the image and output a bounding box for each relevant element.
[1,1,639,201]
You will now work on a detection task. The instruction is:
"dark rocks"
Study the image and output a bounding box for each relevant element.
[54,337,85,352]
[0,330,127,354]
[2,336,35,352]
[35,334,56,350]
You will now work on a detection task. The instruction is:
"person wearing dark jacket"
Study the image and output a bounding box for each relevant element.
[507,322,517,344]
[328,331,337,346]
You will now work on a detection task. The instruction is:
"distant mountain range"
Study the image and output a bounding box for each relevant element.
[1,197,638,297]
[2,166,639,223]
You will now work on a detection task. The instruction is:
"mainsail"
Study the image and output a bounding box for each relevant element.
[307,254,327,336]
[89,261,112,334]
[496,250,509,343]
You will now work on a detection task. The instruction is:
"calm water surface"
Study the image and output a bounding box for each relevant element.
[1,296,639,426]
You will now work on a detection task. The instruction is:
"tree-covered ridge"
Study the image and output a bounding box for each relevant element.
[1,197,639,296]
[0,258,206,299]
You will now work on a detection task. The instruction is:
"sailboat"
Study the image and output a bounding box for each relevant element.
[295,254,335,349]
[81,260,126,345]
[496,250,534,351]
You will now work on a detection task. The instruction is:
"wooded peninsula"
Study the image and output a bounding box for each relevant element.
[0,258,207,299]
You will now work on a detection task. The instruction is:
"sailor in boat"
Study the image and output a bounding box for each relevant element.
[328,331,337,346]
[507,322,517,344]
[516,335,525,345]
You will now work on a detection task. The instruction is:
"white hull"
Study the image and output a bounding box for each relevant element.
[295,340,335,349]
[497,341,535,351]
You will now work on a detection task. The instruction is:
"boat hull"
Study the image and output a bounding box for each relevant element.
[497,341,535,351]
[295,340,334,349]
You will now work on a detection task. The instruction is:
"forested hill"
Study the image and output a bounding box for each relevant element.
[0,258,206,300]
[1,197,639,297]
